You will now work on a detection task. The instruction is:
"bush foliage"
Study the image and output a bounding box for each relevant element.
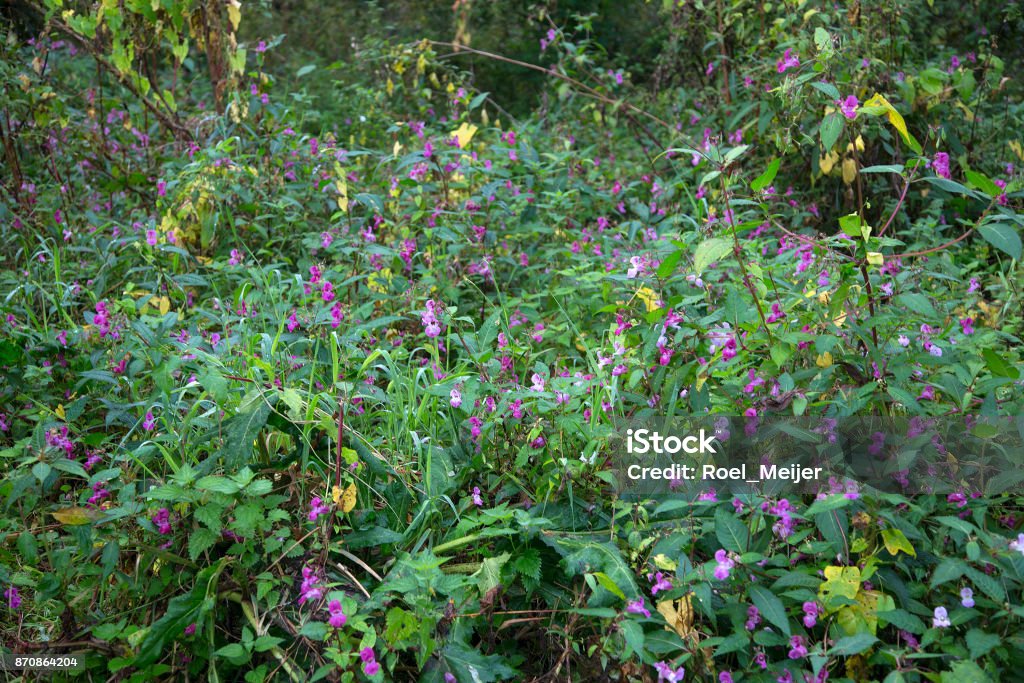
[1,1,1024,681]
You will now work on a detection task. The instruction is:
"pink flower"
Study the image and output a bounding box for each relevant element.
[327,599,346,628]
[802,601,819,628]
[776,48,800,73]
[713,549,734,580]
[184,623,196,636]
[933,152,951,179]
[654,662,686,682]
[471,486,483,507]
[838,95,859,119]
[142,411,156,431]
[308,497,330,522]
[298,566,322,605]
[788,635,808,659]
[626,599,651,618]
[4,586,21,610]
[450,388,462,408]
[932,606,950,628]
[648,571,673,595]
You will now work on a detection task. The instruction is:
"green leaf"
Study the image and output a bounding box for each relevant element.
[221,401,271,469]
[715,507,748,553]
[930,558,967,589]
[820,112,843,151]
[749,584,791,636]
[878,608,926,634]
[860,164,904,174]
[188,528,219,561]
[135,559,226,667]
[472,552,510,594]
[965,170,1001,197]
[751,158,781,192]
[442,640,517,682]
[965,629,1001,659]
[896,292,938,320]
[540,535,638,604]
[831,633,878,655]
[978,222,1022,261]
[982,349,1020,379]
[299,621,329,640]
[194,503,225,533]
[693,237,734,275]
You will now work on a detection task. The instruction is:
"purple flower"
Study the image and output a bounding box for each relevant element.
[1010,533,1024,555]
[327,599,346,628]
[309,496,330,522]
[654,662,686,682]
[745,605,761,630]
[932,606,951,628]
[142,411,156,431]
[626,599,651,618]
[648,571,673,595]
[777,48,800,73]
[929,344,943,358]
[933,152,951,179]
[719,672,734,683]
[450,388,462,408]
[788,635,808,659]
[471,486,483,507]
[803,601,819,628]
[298,566,322,605]
[4,586,21,610]
[713,549,734,580]
[960,587,975,608]
[838,95,859,119]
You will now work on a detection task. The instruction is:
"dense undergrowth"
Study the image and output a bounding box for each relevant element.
[2,1,1024,681]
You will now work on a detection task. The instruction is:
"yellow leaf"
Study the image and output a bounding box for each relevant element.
[52,506,100,526]
[863,93,920,152]
[335,169,349,213]
[653,554,678,571]
[55,404,66,420]
[636,286,661,312]
[386,78,394,96]
[842,158,857,185]
[226,1,241,31]
[881,528,916,557]
[866,252,884,267]
[657,594,695,639]
[393,140,403,157]
[816,352,833,368]
[819,565,861,613]
[451,121,478,150]
[1009,140,1024,161]
[332,483,358,513]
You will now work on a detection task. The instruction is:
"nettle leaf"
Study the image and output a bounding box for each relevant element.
[221,400,272,469]
[188,528,219,560]
[540,535,638,603]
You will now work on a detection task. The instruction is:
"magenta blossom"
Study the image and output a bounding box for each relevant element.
[777,48,800,73]
[838,95,859,119]
[933,152,951,179]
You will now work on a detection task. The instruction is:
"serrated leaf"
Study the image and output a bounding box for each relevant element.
[965,629,1000,659]
[194,503,225,533]
[473,552,510,594]
[715,506,748,553]
[188,528,219,560]
[749,584,791,636]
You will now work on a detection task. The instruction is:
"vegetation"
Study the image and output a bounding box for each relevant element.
[2,1,1024,681]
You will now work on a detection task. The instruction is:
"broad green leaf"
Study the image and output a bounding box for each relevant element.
[751,158,781,192]
[978,222,1022,261]
[693,237,734,275]
[749,584,791,636]
[715,506,748,553]
[820,112,843,151]
[881,528,916,557]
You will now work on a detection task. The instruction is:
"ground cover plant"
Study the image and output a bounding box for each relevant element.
[2,0,1024,681]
